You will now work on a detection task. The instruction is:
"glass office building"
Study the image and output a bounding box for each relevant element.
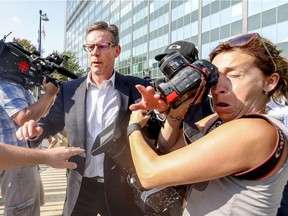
[65,0,288,78]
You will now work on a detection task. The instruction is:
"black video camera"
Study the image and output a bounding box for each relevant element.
[91,121,185,216]
[156,51,218,108]
[0,33,78,89]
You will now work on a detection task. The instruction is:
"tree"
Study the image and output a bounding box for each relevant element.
[12,37,37,53]
[56,51,85,81]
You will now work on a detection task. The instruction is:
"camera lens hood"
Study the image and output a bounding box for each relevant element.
[158,52,189,79]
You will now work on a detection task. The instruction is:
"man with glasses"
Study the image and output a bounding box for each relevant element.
[16,21,150,216]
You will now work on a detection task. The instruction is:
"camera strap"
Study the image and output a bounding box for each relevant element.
[185,64,211,105]
[183,120,203,144]
[203,114,287,180]
[230,114,287,180]
[182,64,214,144]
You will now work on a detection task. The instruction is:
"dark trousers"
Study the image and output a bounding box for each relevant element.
[71,177,109,216]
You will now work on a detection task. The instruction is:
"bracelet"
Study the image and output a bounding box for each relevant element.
[154,107,171,122]
[154,107,171,115]
[127,123,141,137]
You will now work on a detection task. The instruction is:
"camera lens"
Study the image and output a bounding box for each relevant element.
[158,52,189,79]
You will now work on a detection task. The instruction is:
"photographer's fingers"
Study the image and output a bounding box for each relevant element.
[194,87,207,104]
[141,112,151,127]
[130,110,150,127]
[138,85,155,96]
[129,103,144,111]
[154,96,170,113]
[130,85,162,111]
[130,85,150,111]
[138,85,169,111]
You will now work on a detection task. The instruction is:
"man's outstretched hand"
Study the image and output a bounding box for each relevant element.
[43,146,85,169]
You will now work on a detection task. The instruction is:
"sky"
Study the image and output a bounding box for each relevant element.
[0,0,66,56]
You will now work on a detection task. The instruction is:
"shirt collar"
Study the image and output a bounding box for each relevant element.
[86,71,116,89]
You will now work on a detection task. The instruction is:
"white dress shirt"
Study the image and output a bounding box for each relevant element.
[84,72,119,177]
[267,98,288,127]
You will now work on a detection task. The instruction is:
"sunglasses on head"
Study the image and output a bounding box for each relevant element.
[227,33,277,72]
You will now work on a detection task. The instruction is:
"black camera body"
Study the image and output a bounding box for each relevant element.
[91,121,184,215]
[0,37,78,89]
[156,52,218,108]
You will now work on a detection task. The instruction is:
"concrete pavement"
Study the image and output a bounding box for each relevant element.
[0,165,67,216]
[39,165,67,216]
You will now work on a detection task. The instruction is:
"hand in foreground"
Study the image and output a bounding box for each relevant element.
[16,120,43,140]
[129,110,151,127]
[42,76,60,96]
[43,146,85,169]
[129,85,169,112]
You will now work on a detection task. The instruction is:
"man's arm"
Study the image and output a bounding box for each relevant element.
[13,80,59,125]
[0,142,84,170]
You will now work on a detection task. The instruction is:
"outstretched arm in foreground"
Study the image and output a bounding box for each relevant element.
[129,85,169,112]
[0,142,84,170]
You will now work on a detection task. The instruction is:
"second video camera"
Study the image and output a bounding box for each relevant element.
[0,35,78,89]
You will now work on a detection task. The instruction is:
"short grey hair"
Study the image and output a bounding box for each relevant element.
[85,21,119,45]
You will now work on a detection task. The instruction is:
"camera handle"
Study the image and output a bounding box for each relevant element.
[45,76,62,88]
[184,64,210,106]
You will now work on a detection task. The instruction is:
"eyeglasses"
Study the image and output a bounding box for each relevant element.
[83,42,115,53]
[227,33,277,72]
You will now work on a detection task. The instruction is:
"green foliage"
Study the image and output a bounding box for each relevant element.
[58,51,85,81]
[12,37,37,52]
